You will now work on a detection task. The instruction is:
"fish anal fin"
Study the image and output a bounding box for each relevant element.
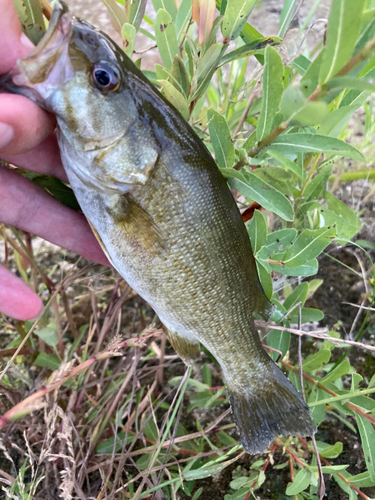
[164,327,200,365]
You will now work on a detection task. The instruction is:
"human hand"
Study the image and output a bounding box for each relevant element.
[0,0,110,321]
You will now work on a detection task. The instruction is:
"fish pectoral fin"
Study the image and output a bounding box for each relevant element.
[164,327,200,366]
[226,355,316,454]
[106,195,168,255]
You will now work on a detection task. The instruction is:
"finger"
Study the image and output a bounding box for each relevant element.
[0,134,68,183]
[0,0,56,154]
[0,94,56,155]
[0,165,110,267]
[0,264,43,321]
[0,0,34,74]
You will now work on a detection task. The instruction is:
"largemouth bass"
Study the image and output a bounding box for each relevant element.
[1,2,316,453]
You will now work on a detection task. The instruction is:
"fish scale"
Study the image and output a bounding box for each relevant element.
[1,1,316,453]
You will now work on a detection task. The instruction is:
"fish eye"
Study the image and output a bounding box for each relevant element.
[91,62,120,92]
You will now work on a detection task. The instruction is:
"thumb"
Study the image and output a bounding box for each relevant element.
[0,264,43,321]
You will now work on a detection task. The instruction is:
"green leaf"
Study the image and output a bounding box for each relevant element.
[320,465,349,473]
[193,43,224,99]
[319,0,366,84]
[323,191,361,241]
[267,133,365,162]
[207,109,235,169]
[356,413,375,481]
[303,349,331,371]
[219,37,282,66]
[300,50,325,97]
[170,56,191,96]
[286,468,312,495]
[278,0,299,38]
[257,46,284,141]
[221,0,257,41]
[317,104,359,136]
[228,173,294,221]
[334,472,358,500]
[34,327,58,347]
[192,487,204,500]
[101,0,128,35]
[251,167,293,196]
[281,86,328,126]
[121,23,136,57]
[202,363,212,386]
[340,67,375,108]
[266,328,290,361]
[267,151,303,179]
[303,164,333,202]
[33,352,61,370]
[291,55,310,76]
[289,307,324,323]
[30,176,80,211]
[130,0,147,31]
[350,471,375,488]
[268,258,319,277]
[327,76,375,93]
[309,387,327,426]
[306,279,323,299]
[175,0,192,38]
[184,448,242,479]
[265,228,298,254]
[283,226,336,268]
[14,0,45,44]
[152,0,176,19]
[256,261,273,300]
[196,43,223,80]
[158,80,189,119]
[321,359,351,384]
[154,9,179,69]
[317,441,343,458]
[95,432,133,453]
[248,210,267,253]
[284,283,308,311]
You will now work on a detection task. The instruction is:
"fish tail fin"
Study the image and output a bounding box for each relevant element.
[226,359,316,454]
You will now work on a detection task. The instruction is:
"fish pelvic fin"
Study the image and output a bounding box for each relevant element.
[164,327,200,365]
[226,359,316,454]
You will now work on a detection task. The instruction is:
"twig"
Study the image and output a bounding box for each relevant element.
[282,360,375,424]
[256,321,375,353]
[298,436,368,500]
[311,435,325,500]
[297,303,305,402]
[0,329,162,430]
[343,302,375,312]
[233,81,261,138]
[288,453,298,500]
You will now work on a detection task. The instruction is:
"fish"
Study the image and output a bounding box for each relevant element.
[1,2,316,454]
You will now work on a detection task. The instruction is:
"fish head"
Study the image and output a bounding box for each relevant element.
[1,1,154,192]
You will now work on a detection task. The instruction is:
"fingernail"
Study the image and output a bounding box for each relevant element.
[20,33,35,51]
[0,123,14,150]
[29,305,45,322]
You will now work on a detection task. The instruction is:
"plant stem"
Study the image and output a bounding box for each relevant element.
[282,360,375,424]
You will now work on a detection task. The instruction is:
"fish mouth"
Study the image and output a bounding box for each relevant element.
[18,1,73,85]
[0,1,73,98]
